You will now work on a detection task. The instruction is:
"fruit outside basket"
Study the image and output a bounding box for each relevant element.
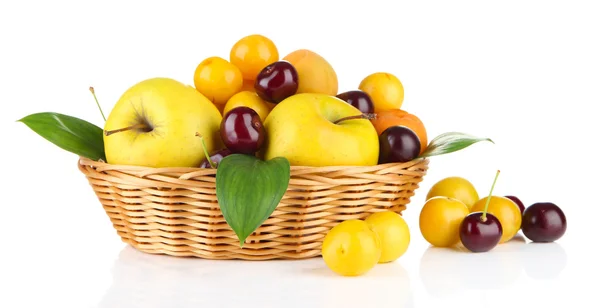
[78,156,429,260]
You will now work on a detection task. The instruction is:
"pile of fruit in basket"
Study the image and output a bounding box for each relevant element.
[20,34,490,168]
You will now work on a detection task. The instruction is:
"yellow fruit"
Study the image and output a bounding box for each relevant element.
[358,72,404,112]
[419,196,470,247]
[193,56,243,105]
[321,220,382,276]
[282,49,338,96]
[365,211,410,263]
[426,177,480,210]
[103,77,223,168]
[471,196,522,243]
[230,34,279,81]
[223,91,271,121]
[263,93,379,166]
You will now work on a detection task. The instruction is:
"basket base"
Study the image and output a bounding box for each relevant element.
[121,238,323,261]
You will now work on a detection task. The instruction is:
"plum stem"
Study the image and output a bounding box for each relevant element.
[482,170,501,222]
[196,132,216,169]
[89,87,106,122]
[333,113,377,125]
[104,123,149,136]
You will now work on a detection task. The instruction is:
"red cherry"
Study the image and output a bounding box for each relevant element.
[336,90,375,114]
[522,202,566,243]
[378,126,421,163]
[459,170,503,253]
[220,106,265,154]
[254,61,298,103]
[459,212,503,252]
[505,195,525,214]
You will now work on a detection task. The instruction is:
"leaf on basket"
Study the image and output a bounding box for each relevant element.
[419,132,494,158]
[18,112,106,161]
[216,154,290,247]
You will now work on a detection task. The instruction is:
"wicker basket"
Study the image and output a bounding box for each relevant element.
[78,156,429,260]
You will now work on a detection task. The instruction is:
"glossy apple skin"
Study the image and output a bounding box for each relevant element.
[220,106,265,154]
[103,77,223,168]
[199,148,232,168]
[459,212,503,252]
[262,93,379,167]
[521,202,567,242]
[254,60,299,104]
[336,90,375,114]
[378,126,421,164]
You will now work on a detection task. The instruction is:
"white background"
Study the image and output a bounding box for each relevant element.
[1,0,598,307]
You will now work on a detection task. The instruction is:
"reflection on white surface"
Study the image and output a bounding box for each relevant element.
[518,241,568,280]
[419,234,567,297]
[96,246,414,308]
[94,233,569,307]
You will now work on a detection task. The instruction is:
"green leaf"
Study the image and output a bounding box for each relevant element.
[18,112,106,161]
[419,132,494,158]
[216,154,290,247]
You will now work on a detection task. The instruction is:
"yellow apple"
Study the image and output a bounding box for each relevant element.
[263,93,379,166]
[103,77,223,168]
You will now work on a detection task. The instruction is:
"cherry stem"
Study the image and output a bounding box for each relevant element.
[333,113,377,125]
[482,170,501,222]
[89,87,107,122]
[104,123,148,136]
[195,132,216,169]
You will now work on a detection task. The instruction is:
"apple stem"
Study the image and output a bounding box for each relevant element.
[333,113,377,125]
[89,87,107,122]
[195,132,216,169]
[481,170,501,222]
[104,123,149,136]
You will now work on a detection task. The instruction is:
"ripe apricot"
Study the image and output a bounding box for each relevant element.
[223,91,271,121]
[371,109,428,154]
[365,211,410,263]
[419,196,470,247]
[359,72,404,112]
[193,56,243,105]
[471,196,522,244]
[238,79,276,111]
[230,34,279,81]
[282,49,338,96]
[322,220,382,276]
[426,176,480,211]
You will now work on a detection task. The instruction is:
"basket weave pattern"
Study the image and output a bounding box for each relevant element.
[78,157,429,260]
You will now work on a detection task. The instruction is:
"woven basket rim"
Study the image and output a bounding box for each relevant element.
[78,156,430,173]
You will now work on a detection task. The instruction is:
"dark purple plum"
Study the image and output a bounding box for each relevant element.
[378,126,420,164]
[254,60,298,103]
[522,202,566,242]
[199,148,232,168]
[459,212,503,252]
[336,90,375,114]
[220,106,265,154]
